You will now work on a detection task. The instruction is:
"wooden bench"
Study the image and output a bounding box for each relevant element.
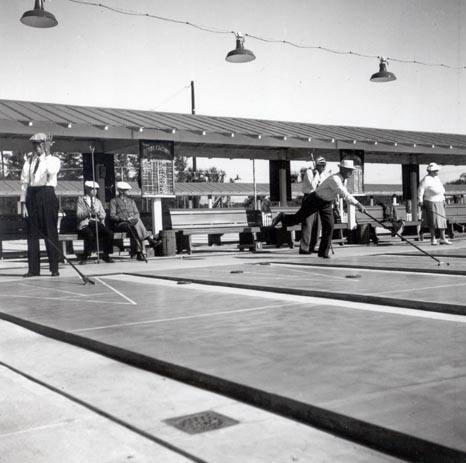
[0,213,126,259]
[445,204,466,238]
[355,206,385,244]
[266,207,348,248]
[168,208,263,254]
[393,205,421,239]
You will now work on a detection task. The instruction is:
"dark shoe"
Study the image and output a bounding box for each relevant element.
[391,220,404,237]
[148,238,162,248]
[299,249,311,255]
[101,255,114,263]
[51,271,60,277]
[136,252,145,261]
[318,254,330,259]
[271,212,284,228]
[23,272,40,278]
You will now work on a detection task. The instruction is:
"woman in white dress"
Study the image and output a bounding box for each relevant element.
[418,162,451,245]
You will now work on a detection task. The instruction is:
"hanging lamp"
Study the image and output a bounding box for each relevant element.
[225,33,255,63]
[370,57,396,82]
[20,0,58,28]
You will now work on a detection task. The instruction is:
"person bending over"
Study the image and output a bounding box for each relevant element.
[271,160,366,259]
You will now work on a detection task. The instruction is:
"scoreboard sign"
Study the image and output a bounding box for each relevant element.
[339,149,364,195]
[139,140,175,197]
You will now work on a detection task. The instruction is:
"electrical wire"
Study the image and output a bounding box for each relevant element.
[63,0,465,70]
[151,83,191,110]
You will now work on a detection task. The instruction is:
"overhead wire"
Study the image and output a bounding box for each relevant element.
[62,0,466,70]
[151,83,191,110]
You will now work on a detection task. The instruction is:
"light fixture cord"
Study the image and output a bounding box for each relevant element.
[61,0,465,70]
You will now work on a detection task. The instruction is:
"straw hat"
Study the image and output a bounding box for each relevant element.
[338,159,356,170]
[84,180,99,189]
[427,162,440,172]
[116,181,132,190]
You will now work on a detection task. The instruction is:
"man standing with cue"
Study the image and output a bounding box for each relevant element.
[20,133,61,277]
[298,156,328,255]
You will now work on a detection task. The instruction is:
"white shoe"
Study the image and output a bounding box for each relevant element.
[440,239,452,245]
[431,238,438,246]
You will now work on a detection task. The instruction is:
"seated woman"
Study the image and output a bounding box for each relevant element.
[109,182,159,260]
[76,181,114,263]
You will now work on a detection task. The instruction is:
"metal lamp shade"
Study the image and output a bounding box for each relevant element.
[20,0,58,28]
[226,37,256,63]
[370,60,396,82]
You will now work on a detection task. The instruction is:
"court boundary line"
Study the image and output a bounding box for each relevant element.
[0,311,463,463]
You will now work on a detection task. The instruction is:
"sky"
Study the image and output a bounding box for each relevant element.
[3,0,466,184]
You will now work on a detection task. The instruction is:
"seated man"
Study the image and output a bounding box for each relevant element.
[109,181,159,260]
[76,181,114,263]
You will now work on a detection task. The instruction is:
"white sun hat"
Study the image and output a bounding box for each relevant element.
[84,180,100,189]
[116,181,132,190]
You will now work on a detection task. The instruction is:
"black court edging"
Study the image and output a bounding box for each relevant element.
[1,310,465,463]
[0,359,208,463]
[272,261,466,276]
[127,272,466,317]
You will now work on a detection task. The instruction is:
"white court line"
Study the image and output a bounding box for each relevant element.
[71,302,303,333]
[0,294,131,305]
[272,262,466,278]
[17,282,89,297]
[376,281,466,296]
[272,266,350,281]
[0,420,71,438]
[104,274,466,324]
[96,277,137,306]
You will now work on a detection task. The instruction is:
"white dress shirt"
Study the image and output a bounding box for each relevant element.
[301,169,328,194]
[316,173,360,206]
[300,168,314,194]
[418,175,445,203]
[20,154,61,201]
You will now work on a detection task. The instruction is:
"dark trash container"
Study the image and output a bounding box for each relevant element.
[157,230,176,256]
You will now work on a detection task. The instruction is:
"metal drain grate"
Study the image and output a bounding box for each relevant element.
[164,410,239,434]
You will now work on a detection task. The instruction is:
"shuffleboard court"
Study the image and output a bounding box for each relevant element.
[0,272,465,462]
[134,261,466,314]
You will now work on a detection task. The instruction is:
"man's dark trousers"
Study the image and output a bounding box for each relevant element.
[79,222,114,256]
[114,221,140,255]
[25,186,60,275]
[281,192,334,257]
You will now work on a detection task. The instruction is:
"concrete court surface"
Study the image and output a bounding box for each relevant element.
[0,321,402,463]
[1,241,466,462]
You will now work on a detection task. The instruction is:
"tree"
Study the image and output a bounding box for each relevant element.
[57,152,83,180]
[114,153,139,181]
[447,172,466,185]
[2,151,25,179]
[174,154,189,182]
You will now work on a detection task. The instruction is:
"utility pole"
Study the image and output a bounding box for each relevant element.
[191,81,199,208]
[191,81,196,172]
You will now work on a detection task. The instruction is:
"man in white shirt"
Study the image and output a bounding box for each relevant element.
[20,133,61,277]
[299,156,328,255]
[272,159,366,258]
